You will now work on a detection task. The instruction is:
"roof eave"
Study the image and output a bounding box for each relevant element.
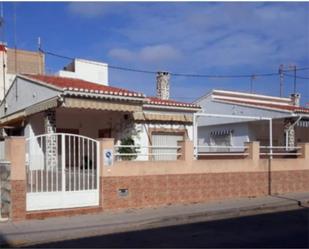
[143,104,201,112]
[213,99,294,114]
[64,90,148,103]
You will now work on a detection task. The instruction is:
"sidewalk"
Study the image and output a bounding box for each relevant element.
[1,192,309,247]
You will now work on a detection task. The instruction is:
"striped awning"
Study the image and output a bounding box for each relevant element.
[297,120,309,128]
[0,110,26,126]
[133,112,193,123]
[0,97,59,126]
[210,129,233,136]
[25,97,59,116]
[64,97,142,112]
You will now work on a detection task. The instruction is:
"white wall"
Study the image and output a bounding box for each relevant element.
[58,59,108,86]
[0,77,61,117]
[24,112,45,170]
[198,122,250,151]
[25,112,45,138]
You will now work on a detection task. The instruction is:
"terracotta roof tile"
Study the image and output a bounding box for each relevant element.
[22,74,200,109]
[148,97,200,108]
[24,74,144,97]
[219,99,309,114]
[0,44,6,52]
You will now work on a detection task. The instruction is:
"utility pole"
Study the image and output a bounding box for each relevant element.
[293,65,297,94]
[286,64,297,94]
[278,64,284,97]
[0,3,6,101]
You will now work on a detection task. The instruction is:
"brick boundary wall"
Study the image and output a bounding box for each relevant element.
[101,170,309,210]
[10,180,27,220]
[4,137,309,220]
[26,207,102,220]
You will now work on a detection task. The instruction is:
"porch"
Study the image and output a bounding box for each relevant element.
[195,113,309,159]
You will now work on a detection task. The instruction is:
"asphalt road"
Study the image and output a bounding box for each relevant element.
[23,208,309,248]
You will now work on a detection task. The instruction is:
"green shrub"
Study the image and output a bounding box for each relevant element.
[118,137,138,160]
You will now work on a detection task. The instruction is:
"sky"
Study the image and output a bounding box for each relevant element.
[2,2,309,105]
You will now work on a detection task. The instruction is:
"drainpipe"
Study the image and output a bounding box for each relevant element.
[193,113,199,159]
[285,116,302,150]
[269,118,273,159]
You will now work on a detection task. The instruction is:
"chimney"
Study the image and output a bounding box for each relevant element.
[156,71,170,100]
[290,93,301,106]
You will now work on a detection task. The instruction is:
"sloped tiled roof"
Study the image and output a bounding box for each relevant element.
[217,98,309,114]
[24,74,145,98]
[21,74,199,109]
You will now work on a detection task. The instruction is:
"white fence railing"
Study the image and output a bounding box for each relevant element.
[259,146,302,157]
[114,145,182,161]
[195,145,249,157]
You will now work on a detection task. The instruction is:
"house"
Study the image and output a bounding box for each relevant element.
[0,59,200,162]
[0,60,309,218]
[194,90,309,153]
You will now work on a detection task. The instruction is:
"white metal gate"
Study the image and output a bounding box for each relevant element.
[26,133,99,211]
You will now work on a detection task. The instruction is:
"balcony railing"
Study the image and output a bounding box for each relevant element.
[114,145,182,161]
[195,145,249,158]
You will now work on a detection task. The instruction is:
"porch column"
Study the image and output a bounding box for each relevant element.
[44,109,57,170]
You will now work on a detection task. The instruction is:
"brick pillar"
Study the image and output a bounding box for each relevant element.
[44,109,57,170]
[97,138,115,209]
[245,141,260,164]
[5,137,26,220]
[298,143,309,159]
[178,140,194,164]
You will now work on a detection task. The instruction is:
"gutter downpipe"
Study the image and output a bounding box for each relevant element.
[269,118,273,159]
[193,113,199,159]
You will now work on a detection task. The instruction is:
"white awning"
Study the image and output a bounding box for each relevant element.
[210,129,233,136]
[297,120,309,128]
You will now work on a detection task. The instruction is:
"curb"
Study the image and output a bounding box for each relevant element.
[146,198,309,228]
[2,198,309,247]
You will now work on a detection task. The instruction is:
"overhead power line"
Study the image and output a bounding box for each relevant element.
[284,73,309,80]
[41,48,309,79]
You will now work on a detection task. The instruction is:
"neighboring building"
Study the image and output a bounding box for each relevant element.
[0,44,45,101]
[194,90,309,151]
[0,44,45,100]
[57,59,108,85]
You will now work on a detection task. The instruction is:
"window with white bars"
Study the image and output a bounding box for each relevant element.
[209,132,232,152]
[151,133,183,161]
